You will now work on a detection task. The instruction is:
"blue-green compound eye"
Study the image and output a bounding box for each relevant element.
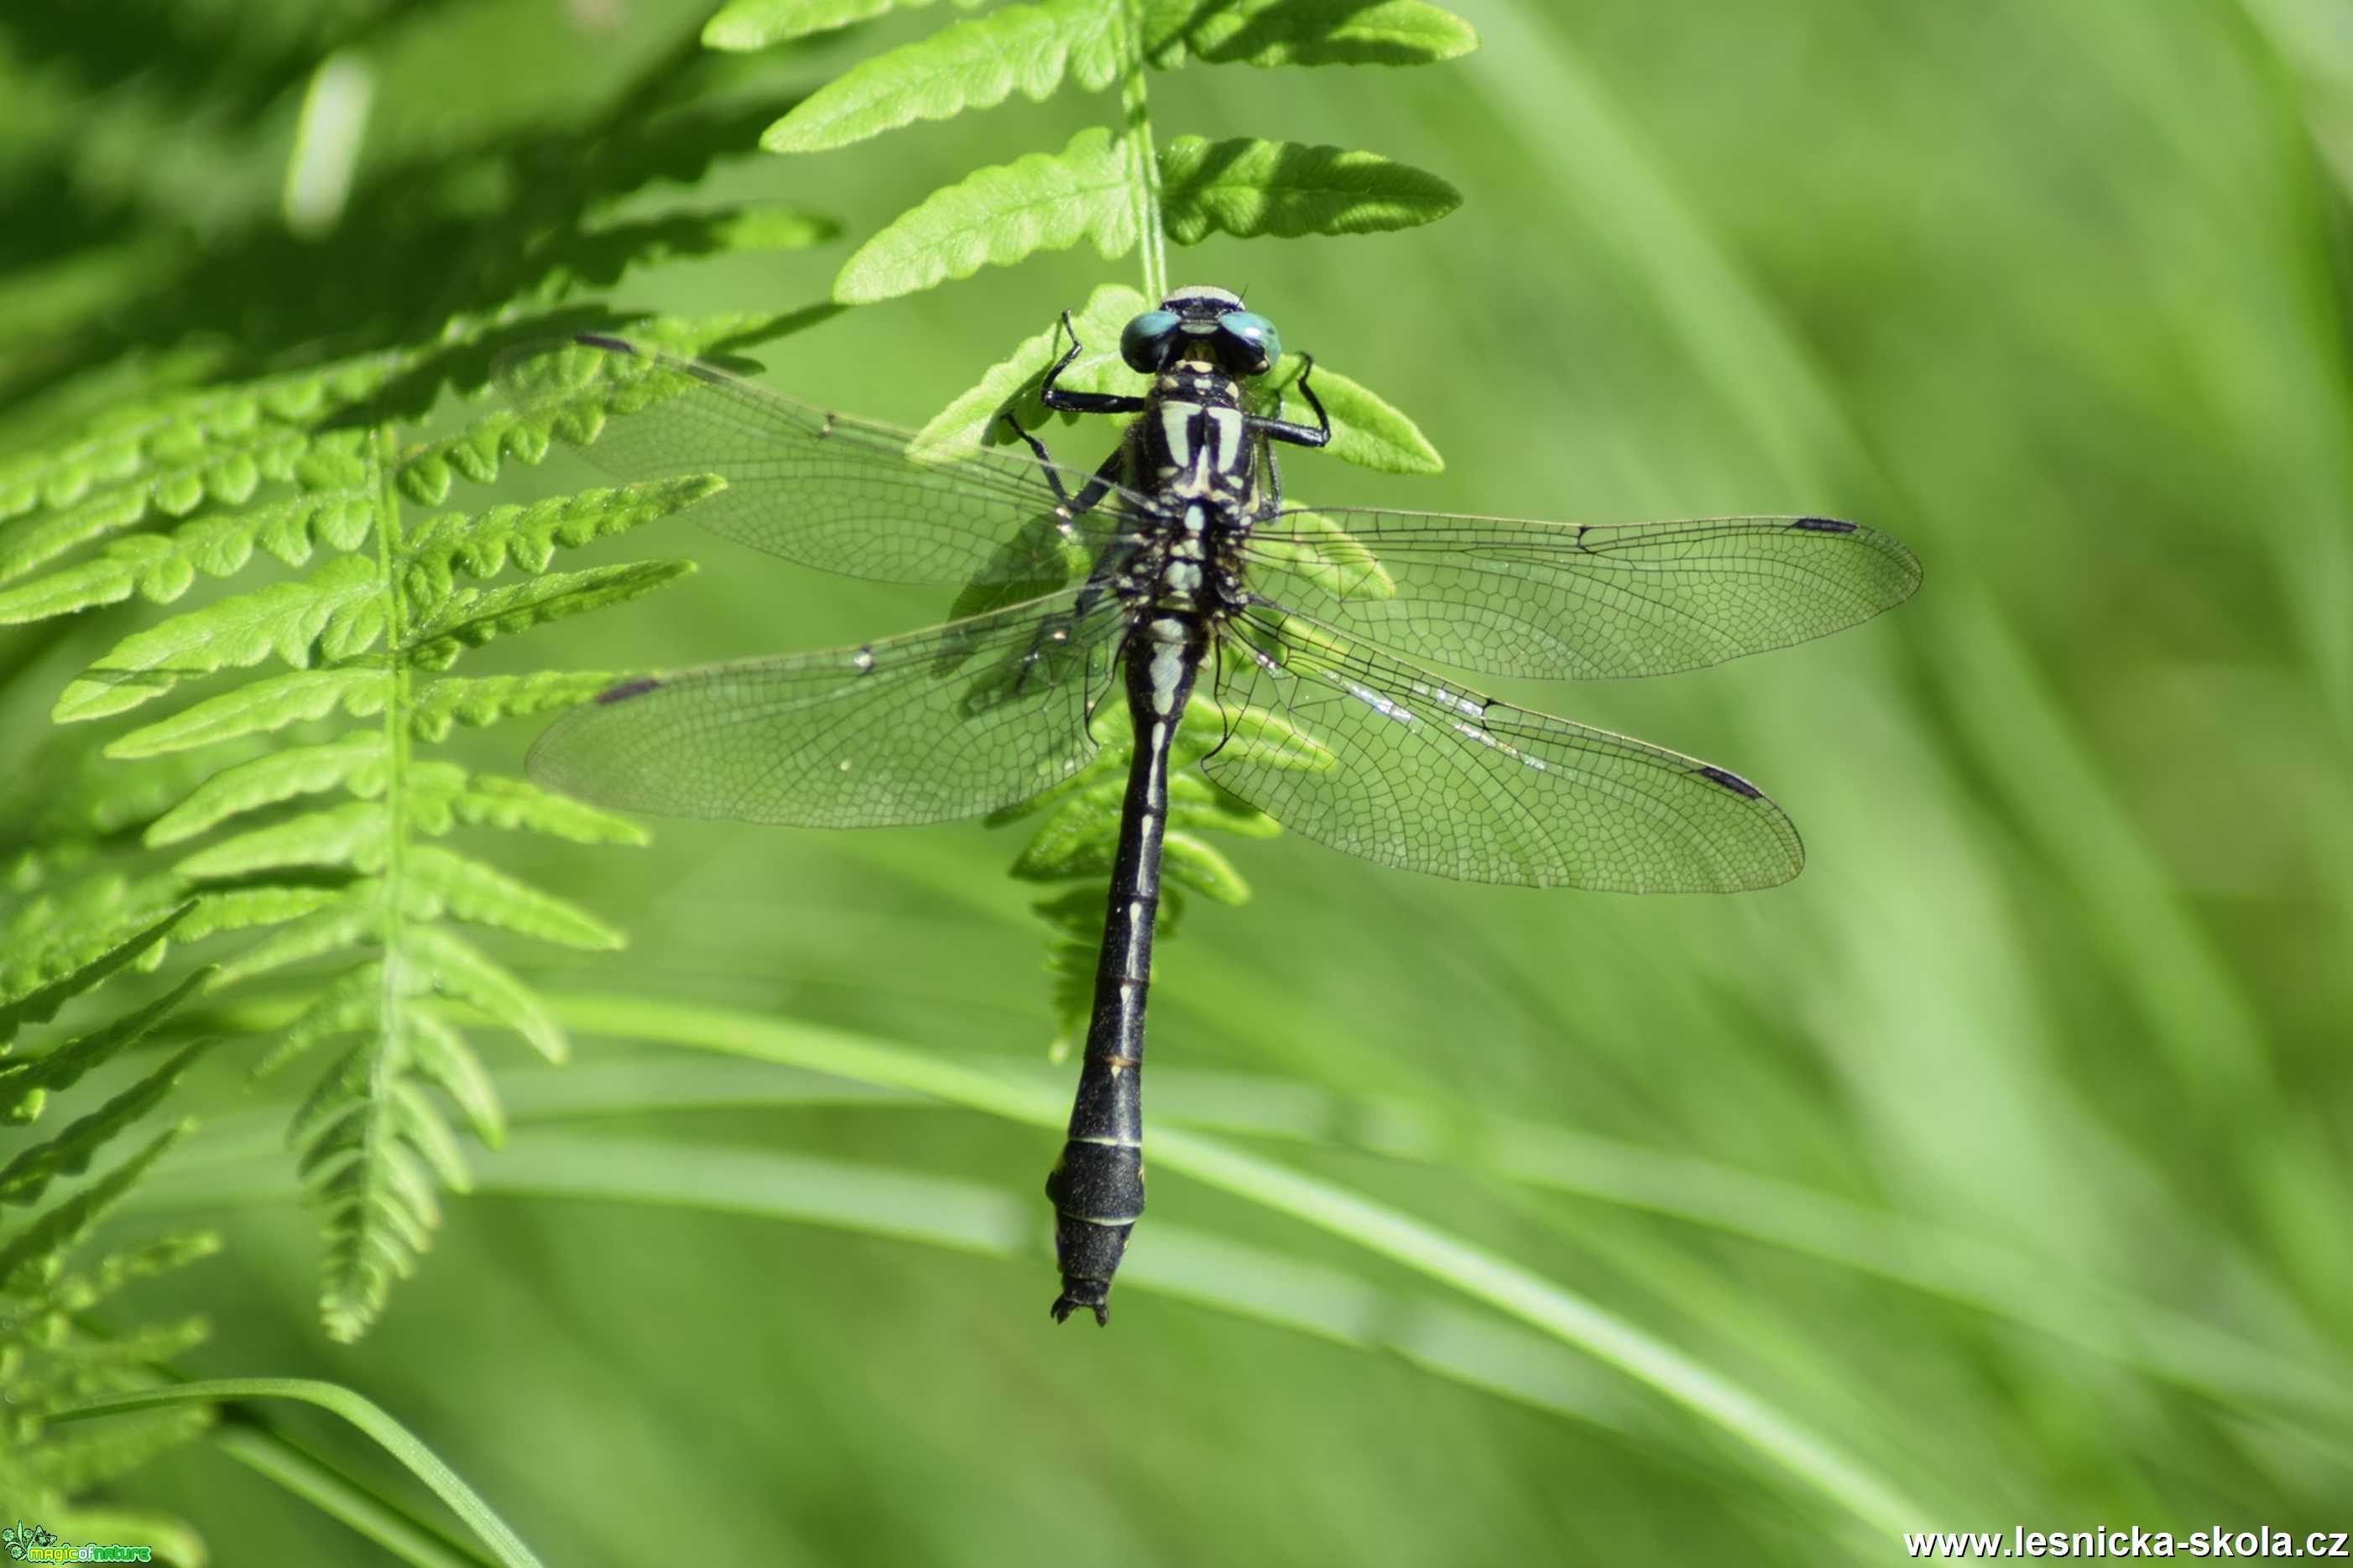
[1216,310,1281,371]
[1119,310,1182,372]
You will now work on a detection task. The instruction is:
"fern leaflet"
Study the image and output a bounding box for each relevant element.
[0,915,217,1551]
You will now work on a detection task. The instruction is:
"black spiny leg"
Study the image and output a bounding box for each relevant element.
[995,408,1138,695]
[1041,309,1149,416]
[1250,352,1333,449]
[1002,410,1129,525]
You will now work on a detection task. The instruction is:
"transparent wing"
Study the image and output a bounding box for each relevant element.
[1241,512,1920,680]
[494,335,1143,587]
[528,590,1125,827]
[1205,602,1804,891]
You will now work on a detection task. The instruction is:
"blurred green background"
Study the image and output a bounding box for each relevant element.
[3,0,2350,1560]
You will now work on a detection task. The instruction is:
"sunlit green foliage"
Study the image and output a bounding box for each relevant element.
[726,0,1472,303]
[0,912,215,1558]
[6,405,729,1341]
[0,17,847,1343]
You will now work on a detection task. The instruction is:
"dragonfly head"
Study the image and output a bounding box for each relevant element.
[1120,284,1283,378]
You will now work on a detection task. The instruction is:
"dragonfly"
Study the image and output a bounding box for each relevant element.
[498,287,1920,1326]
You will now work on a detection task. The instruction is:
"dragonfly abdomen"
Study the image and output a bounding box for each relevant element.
[1046,607,1207,1325]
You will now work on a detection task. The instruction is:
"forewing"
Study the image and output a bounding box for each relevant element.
[1242,512,1919,679]
[1205,602,1804,891]
[494,336,1140,588]
[529,591,1124,827]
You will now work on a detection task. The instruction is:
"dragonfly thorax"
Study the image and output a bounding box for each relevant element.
[1110,356,1263,624]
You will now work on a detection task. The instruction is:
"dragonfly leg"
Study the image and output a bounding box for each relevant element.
[1250,352,1332,449]
[1041,310,1148,416]
[1002,412,1130,524]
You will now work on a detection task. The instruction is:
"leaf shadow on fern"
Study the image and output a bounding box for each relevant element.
[0,35,818,425]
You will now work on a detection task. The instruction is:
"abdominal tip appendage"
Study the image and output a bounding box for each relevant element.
[1050,1280,1111,1326]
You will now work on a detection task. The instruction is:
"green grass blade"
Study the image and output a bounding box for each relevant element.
[49,1379,545,1568]
[513,992,1924,1534]
[132,1131,1672,1450]
[211,1420,498,1568]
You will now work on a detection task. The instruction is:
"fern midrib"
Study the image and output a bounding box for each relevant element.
[1117,0,1169,301]
[361,423,413,1316]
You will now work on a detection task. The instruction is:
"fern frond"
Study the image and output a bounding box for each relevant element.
[0,906,190,1054]
[289,1018,487,1339]
[402,847,624,951]
[1142,0,1478,68]
[53,554,390,723]
[177,886,342,945]
[416,774,647,846]
[399,478,723,601]
[0,961,217,1538]
[1158,136,1461,239]
[60,480,701,721]
[210,890,383,987]
[1,30,876,1357]
[404,925,566,1064]
[840,128,1458,303]
[21,405,722,1335]
[0,1121,191,1295]
[0,377,384,584]
[703,0,986,49]
[0,878,190,1008]
[173,799,388,878]
[761,0,1128,154]
[837,125,1139,303]
[405,559,697,663]
[747,0,1476,163]
[393,307,836,506]
[143,735,389,847]
[1255,361,1443,474]
[0,1044,208,1209]
[0,970,212,1125]
[733,0,1476,313]
[232,918,556,1258]
[108,668,387,758]
[408,671,636,740]
[0,487,376,624]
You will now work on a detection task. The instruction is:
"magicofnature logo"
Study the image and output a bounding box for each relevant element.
[0,1524,53,1559]
[3,1523,153,1563]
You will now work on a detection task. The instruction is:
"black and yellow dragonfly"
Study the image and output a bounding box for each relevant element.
[498,287,1920,1326]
